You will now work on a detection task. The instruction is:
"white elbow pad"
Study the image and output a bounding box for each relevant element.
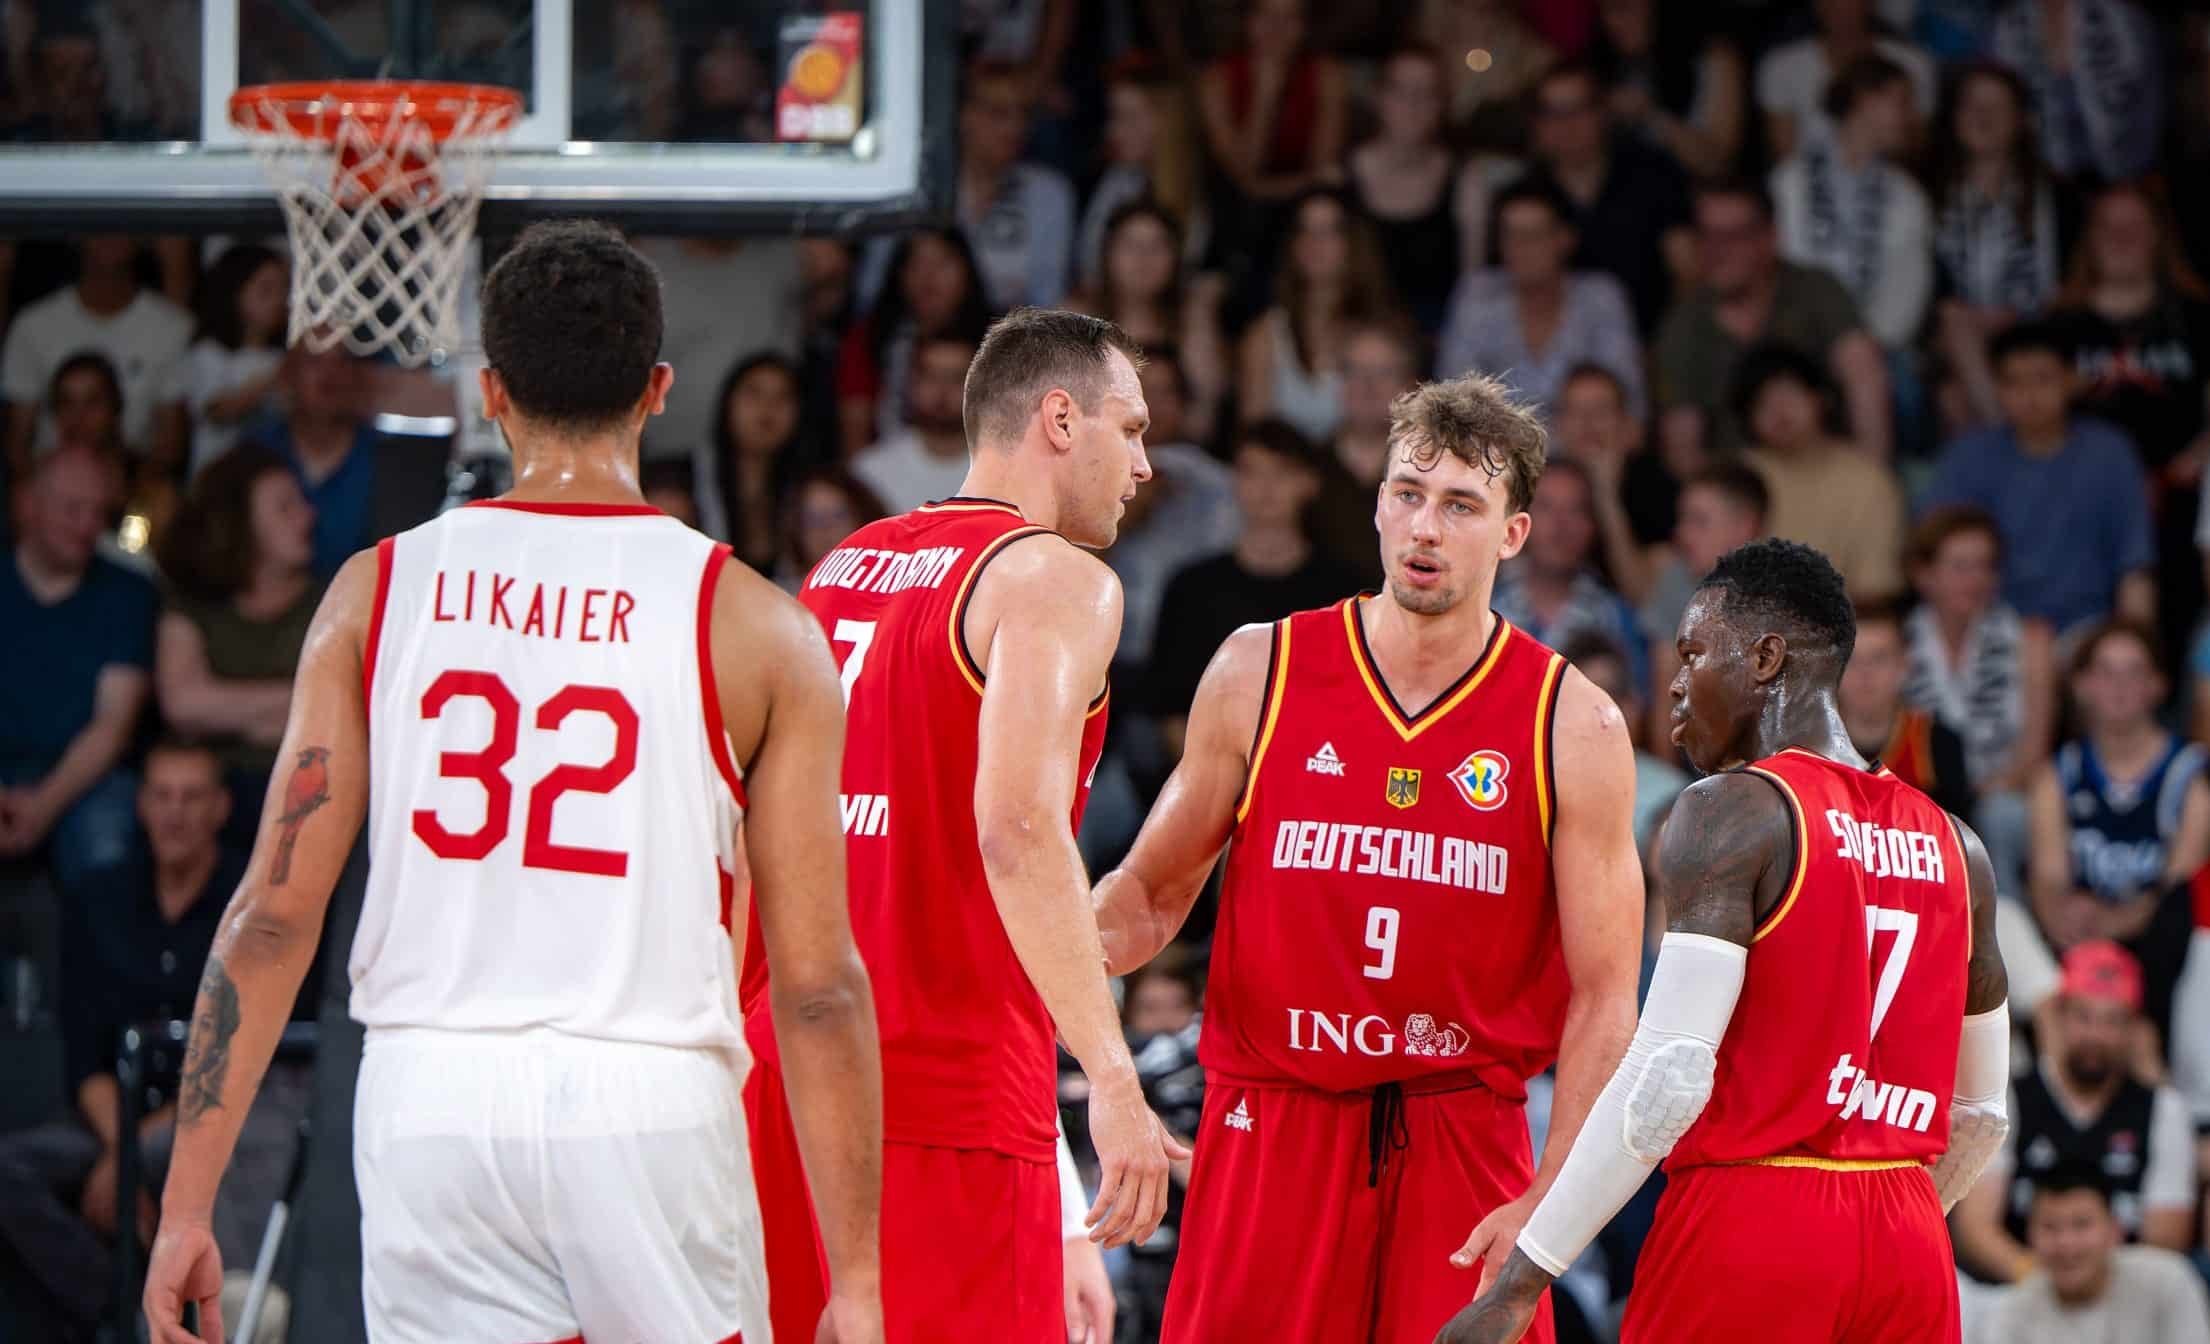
[1929,1002,2011,1211]
[1518,933,1746,1276]
[1621,1037,1720,1162]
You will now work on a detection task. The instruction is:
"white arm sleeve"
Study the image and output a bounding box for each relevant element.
[1928,1002,2011,1211]
[1517,933,1748,1276]
[1058,1126,1088,1239]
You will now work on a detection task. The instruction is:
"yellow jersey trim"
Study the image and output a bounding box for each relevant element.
[1744,765,1811,944]
[1236,621,1294,825]
[1341,598,1513,742]
[1735,1156,1924,1173]
[917,498,1024,517]
[1532,653,1566,850]
[948,526,1055,696]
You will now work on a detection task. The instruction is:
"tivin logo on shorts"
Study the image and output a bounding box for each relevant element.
[1307,742,1346,776]
[1402,1014,1470,1057]
[1224,1097,1254,1131]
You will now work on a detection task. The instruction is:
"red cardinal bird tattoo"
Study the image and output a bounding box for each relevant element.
[270,746,332,884]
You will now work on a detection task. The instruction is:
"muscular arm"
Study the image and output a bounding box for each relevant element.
[1521,671,1644,1207]
[159,550,374,1227]
[1093,624,1269,975]
[970,538,1181,1245]
[971,541,1135,1088]
[716,563,882,1314]
[155,612,292,745]
[1452,773,1781,1325]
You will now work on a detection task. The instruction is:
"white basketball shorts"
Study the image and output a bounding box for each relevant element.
[353,1028,769,1344]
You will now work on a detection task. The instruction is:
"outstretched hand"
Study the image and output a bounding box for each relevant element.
[1449,1192,1536,1296]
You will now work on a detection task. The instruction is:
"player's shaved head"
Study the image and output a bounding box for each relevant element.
[481,220,663,433]
[964,307,1145,451]
[1694,538,1857,679]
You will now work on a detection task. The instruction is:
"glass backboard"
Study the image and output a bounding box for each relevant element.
[0,0,953,235]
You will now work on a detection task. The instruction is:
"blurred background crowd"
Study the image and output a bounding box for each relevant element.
[7,0,2210,1340]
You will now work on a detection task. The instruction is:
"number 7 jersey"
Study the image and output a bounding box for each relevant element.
[1667,748,1975,1170]
[352,501,750,1051]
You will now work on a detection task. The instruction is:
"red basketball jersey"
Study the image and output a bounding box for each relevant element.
[786,497,1106,1161]
[1204,598,1569,1096]
[1669,748,1974,1170]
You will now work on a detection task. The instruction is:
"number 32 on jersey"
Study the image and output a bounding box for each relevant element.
[410,668,639,877]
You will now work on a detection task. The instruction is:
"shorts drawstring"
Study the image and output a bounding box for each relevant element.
[1367,1082,1409,1188]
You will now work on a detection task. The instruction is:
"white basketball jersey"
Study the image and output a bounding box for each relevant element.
[352,500,748,1051]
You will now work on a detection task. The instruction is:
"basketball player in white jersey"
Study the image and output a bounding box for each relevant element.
[144,221,884,1344]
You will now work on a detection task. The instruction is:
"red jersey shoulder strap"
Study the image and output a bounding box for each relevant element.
[1234,617,1294,825]
[945,521,1059,696]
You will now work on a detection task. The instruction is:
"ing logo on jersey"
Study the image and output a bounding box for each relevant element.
[1450,751,1510,811]
[1385,767,1422,809]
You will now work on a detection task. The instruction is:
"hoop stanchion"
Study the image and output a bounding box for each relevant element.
[229,81,521,367]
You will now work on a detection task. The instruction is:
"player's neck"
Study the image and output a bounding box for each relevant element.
[1361,590,1498,690]
[1750,689,1864,768]
[504,439,647,506]
[955,459,1053,530]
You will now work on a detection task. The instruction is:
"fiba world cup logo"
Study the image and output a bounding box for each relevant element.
[1450,750,1510,811]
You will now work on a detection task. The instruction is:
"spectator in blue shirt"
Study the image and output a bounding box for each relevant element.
[0,444,154,887]
[251,345,379,579]
[1492,457,1648,688]
[1921,320,2155,637]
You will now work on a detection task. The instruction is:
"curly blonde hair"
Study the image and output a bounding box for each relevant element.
[1387,372,1548,512]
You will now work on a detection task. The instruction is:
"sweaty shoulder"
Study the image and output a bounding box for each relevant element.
[317,545,386,657]
[1548,663,1632,771]
[709,551,836,768]
[963,530,1121,676]
[1654,771,1795,947]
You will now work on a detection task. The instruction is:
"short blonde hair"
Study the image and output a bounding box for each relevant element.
[1387,372,1548,512]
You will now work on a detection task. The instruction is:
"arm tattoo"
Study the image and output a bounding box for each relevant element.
[269,746,332,885]
[178,957,241,1123]
[1654,774,1788,948]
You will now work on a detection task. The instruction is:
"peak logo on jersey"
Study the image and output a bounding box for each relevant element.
[1826,1053,1938,1133]
[1385,767,1421,809]
[1224,1098,1254,1131]
[1307,742,1346,776]
[1402,1014,1470,1057]
[1450,751,1510,811]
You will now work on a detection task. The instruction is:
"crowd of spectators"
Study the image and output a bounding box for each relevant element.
[9,1,2210,1341]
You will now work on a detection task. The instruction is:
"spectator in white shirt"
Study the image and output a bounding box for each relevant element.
[956,61,1077,311]
[1772,53,1934,351]
[3,235,190,474]
[1756,0,1937,158]
[177,243,288,477]
[1435,177,1644,422]
[630,236,801,463]
[852,332,979,514]
[1970,1161,2210,1344]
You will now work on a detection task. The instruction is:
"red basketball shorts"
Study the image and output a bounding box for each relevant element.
[880,1140,1062,1344]
[1162,1077,1554,1344]
[742,1043,828,1344]
[1623,1161,1960,1344]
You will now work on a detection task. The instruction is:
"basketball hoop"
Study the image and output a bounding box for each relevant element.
[229,81,521,367]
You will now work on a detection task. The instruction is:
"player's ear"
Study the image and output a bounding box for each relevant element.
[1749,631,1788,683]
[1497,510,1533,561]
[1041,388,1076,452]
[640,362,675,418]
[478,367,510,422]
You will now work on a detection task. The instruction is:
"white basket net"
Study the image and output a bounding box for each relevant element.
[232,84,519,367]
